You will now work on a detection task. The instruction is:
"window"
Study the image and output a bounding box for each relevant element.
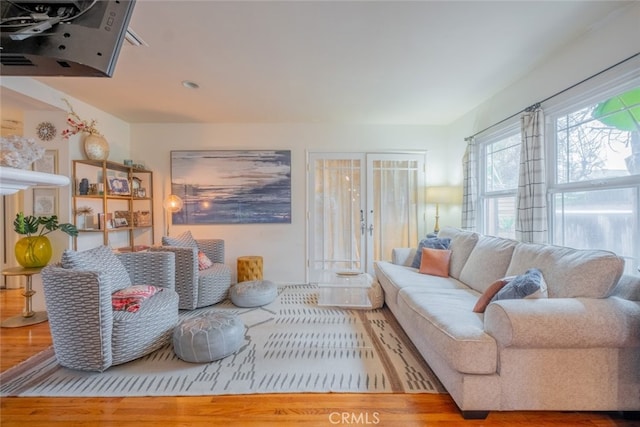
[480,132,521,238]
[555,88,638,183]
[475,83,639,272]
[549,86,640,273]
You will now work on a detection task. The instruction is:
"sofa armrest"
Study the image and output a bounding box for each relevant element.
[392,248,417,266]
[117,251,176,291]
[197,239,225,264]
[41,266,114,371]
[484,297,640,349]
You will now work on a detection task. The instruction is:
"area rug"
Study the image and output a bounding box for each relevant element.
[1,284,444,397]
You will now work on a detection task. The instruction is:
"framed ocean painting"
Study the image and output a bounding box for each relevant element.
[170,150,291,224]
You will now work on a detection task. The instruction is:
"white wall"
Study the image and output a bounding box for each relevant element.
[131,123,453,283]
[449,1,640,142]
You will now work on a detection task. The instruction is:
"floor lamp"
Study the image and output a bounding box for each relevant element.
[163,194,183,236]
[426,186,463,234]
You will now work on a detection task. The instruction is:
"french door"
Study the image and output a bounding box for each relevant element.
[307,152,426,276]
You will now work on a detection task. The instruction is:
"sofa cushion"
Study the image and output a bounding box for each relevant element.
[375,261,468,309]
[419,248,451,277]
[437,227,480,280]
[397,287,498,374]
[411,237,451,268]
[459,235,518,294]
[505,243,624,298]
[61,245,132,293]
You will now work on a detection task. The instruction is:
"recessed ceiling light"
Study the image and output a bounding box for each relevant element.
[182,80,200,89]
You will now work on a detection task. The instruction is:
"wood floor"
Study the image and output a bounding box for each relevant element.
[1,287,636,427]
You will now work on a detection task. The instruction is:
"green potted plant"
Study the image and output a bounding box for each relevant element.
[13,212,78,268]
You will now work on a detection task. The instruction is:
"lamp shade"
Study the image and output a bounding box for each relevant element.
[426,186,463,205]
[163,194,183,212]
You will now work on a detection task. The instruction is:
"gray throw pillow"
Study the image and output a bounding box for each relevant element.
[411,237,451,269]
[162,230,198,249]
[490,268,547,303]
[61,245,132,293]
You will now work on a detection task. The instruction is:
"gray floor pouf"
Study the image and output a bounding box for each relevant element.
[173,312,245,363]
[230,280,278,307]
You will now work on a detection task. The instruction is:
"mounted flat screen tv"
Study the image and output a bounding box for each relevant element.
[0,0,136,77]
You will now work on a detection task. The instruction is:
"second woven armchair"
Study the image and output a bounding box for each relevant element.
[151,230,232,310]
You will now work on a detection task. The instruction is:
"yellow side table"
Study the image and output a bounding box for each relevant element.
[1,266,48,328]
[237,256,263,282]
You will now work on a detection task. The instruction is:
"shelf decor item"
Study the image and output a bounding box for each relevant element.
[74,206,94,230]
[13,212,78,268]
[108,177,130,195]
[83,134,110,161]
[61,98,110,161]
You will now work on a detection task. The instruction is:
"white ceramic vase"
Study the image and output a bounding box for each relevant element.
[83,134,109,161]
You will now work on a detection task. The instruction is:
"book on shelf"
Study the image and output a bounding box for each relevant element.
[98,213,114,230]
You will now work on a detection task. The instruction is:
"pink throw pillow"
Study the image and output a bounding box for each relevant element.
[112,285,161,313]
[198,250,214,270]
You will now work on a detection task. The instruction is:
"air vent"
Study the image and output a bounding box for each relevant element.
[0,55,34,66]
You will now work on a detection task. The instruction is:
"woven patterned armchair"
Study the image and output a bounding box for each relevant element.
[41,249,179,372]
[151,232,232,310]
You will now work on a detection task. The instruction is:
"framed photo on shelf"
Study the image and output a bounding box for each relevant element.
[33,188,58,216]
[108,177,130,195]
[113,217,128,228]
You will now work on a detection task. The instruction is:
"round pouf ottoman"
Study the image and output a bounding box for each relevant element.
[230,280,277,307]
[173,312,245,363]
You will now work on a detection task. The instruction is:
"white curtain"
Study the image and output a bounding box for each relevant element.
[461,137,477,230]
[516,106,548,243]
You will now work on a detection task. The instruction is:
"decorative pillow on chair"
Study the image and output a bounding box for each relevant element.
[490,268,548,303]
[418,248,452,277]
[162,230,198,250]
[61,245,132,292]
[411,237,451,268]
[198,251,214,270]
[112,285,162,312]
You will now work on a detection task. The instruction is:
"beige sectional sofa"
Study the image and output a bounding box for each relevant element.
[374,226,640,419]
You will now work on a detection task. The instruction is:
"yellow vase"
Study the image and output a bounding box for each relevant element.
[15,236,52,268]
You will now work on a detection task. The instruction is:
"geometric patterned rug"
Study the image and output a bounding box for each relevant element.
[0,284,445,397]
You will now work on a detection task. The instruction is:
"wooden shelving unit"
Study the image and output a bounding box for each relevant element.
[72,160,154,252]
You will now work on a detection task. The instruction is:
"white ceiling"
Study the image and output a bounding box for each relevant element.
[6,1,636,125]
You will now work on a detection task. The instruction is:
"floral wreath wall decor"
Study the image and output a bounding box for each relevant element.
[36,122,57,141]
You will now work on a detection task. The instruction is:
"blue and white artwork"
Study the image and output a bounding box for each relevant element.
[170,150,291,224]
